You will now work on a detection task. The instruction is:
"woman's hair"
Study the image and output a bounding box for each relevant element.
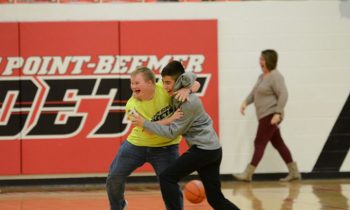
[131,67,156,83]
[161,60,185,81]
[261,49,278,71]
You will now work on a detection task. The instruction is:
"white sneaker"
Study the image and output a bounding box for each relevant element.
[122,200,128,210]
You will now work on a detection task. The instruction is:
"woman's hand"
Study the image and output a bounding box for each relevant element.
[240,101,247,115]
[271,113,281,125]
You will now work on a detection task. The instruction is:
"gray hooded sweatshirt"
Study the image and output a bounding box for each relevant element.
[143,72,221,150]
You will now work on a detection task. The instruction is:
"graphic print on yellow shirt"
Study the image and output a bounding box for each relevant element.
[125,83,181,147]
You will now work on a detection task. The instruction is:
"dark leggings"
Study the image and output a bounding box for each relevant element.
[159,146,240,210]
[250,114,293,166]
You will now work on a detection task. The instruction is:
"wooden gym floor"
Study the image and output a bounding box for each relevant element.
[0,179,349,210]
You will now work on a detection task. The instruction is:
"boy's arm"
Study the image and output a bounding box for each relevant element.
[174,72,199,102]
[143,112,192,139]
[142,100,197,139]
[155,109,183,125]
[190,81,201,93]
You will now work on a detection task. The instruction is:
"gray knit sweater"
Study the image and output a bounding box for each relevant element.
[246,70,288,119]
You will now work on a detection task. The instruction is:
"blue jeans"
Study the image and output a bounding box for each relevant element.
[106,140,181,210]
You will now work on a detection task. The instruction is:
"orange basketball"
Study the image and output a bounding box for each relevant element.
[184,180,206,204]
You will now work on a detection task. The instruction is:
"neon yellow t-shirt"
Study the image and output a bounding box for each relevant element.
[125,83,181,147]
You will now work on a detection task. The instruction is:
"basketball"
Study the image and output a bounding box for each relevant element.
[183,180,206,204]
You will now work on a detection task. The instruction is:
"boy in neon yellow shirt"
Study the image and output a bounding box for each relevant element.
[125,81,181,147]
[106,66,198,210]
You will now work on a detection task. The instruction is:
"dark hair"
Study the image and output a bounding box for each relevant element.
[131,67,156,84]
[161,60,185,81]
[261,49,278,71]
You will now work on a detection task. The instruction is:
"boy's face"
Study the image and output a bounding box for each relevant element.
[162,75,176,96]
[130,73,153,100]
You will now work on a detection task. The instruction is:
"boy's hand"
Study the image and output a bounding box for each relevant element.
[131,112,145,128]
[169,108,184,122]
[174,88,191,102]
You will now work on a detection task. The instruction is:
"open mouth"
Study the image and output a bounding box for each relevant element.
[134,89,141,95]
[167,90,174,96]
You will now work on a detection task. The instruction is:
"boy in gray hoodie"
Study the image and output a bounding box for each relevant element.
[131,61,240,210]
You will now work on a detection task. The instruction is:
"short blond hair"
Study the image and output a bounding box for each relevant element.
[131,67,156,84]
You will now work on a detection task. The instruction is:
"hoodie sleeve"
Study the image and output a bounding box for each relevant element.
[143,96,198,139]
[173,72,197,91]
